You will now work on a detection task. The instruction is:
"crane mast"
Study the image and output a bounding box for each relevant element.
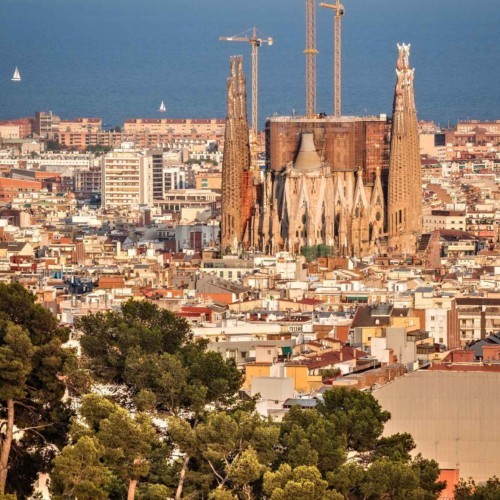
[305,0,318,117]
[219,27,273,138]
[321,0,345,118]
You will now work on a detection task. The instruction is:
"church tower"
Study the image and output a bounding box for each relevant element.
[387,43,423,253]
[221,56,252,253]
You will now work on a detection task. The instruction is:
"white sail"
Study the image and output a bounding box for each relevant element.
[11,67,21,81]
[159,100,166,112]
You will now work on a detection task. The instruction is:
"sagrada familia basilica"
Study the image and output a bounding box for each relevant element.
[221,44,423,259]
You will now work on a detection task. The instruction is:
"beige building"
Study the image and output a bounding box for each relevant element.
[375,370,500,483]
[0,124,21,139]
[419,132,446,161]
[34,111,61,139]
[59,118,102,133]
[195,171,222,190]
[124,118,225,136]
[101,147,153,209]
[423,210,466,232]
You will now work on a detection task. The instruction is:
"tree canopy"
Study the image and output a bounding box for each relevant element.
[1,292,491,499]
[0,284,82,497]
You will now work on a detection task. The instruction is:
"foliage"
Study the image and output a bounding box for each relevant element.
[0,284,81,497]
[278,406,345,474]
[51,395,166,499]
[78,301,243,416]
[263,464,342,500]
[51,436,112,500]
[169,410,279,497]
[45,140,65,151]
[78,300,193,384]
[78,300,243,498]
[372,432,416,462]
[454,476,500,499]
[0,291,453,499]
[319,368,342,380]
[317,387,391,452]
[86,145,112,155]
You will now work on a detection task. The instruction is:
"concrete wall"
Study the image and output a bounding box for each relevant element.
[374,370,500,482]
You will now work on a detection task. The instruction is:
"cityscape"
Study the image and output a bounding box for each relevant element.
[0,1,499,499]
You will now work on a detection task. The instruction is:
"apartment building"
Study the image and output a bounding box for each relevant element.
[456,297,500,344]
[150,149,164,200]
[101,147,153,209]
[0,178,42,205]
[124,118,225,136]
[195,171,222,190]
[155,189,219,213]
[0,118,33,139]
[0,124,21,139]
[59,118,102,133]
[74,165,102,198]
[34,111,61,139]
[423,210,466,232]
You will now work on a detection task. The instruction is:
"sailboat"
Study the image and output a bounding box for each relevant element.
[158,100,166,113]
[11,67,21,82]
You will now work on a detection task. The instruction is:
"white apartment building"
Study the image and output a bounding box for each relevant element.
[423,210,467,232]
[163,166,187,191]
[101,147,153,209]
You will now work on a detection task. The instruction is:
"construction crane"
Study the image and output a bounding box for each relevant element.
[320,0,345,118]
[219,27,273,138]
[305,0,318,117]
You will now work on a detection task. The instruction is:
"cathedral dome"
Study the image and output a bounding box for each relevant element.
[294,132,322,172]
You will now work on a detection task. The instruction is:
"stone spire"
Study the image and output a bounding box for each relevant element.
[221,56,252,253]
[387,43,423,253]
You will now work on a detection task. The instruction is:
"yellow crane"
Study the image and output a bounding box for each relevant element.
[321,0,345,118]
[305,0,318,117]
[219,27,273,138]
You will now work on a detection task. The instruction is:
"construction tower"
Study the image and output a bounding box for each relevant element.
[305,0,318,117]
[219,28,273,139]
[387,44,423,254]
[320,0,344,117]
[221,56,253,254]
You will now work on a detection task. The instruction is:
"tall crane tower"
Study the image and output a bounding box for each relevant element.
[305,0,318,117]
[219,27,273,138]
[320,0,345,118]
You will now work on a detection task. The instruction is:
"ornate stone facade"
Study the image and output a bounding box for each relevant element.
[387,43,423,253]
[222,44,422,259]
[258,132,385,258]
[220,56,252,253]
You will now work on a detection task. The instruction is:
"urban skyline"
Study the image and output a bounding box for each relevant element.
[0,0,499,499]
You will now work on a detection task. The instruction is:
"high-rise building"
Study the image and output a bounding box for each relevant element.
[150,149,165,200]
[387,44,423,253]
[101,146,153,209]
[34,111,61,139]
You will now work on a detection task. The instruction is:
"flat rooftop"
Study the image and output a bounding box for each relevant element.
[267,114,388,123]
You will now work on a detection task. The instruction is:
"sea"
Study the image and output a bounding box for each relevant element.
[0,0,498,129]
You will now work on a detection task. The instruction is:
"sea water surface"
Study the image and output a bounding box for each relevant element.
[0,0,498,128]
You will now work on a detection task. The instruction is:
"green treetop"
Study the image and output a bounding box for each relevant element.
[0,283,83,497]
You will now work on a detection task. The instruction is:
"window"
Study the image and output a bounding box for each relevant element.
[431,316,435,321]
